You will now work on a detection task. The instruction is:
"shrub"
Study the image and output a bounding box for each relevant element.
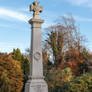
[0,53,23,92]
[61,72,92,92]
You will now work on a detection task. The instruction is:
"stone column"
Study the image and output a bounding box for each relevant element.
[29,18,44,79]
[25,1,48,92]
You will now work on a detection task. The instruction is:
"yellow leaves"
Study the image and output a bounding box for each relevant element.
[42,50,50,63]
[61,67,73,83]
[0,53,23,92]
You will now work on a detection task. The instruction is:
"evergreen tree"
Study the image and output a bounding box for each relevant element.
[12,49,30,92]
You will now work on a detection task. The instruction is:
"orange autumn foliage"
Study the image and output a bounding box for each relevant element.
[58,48,86,75]
[0,53,23,92]
[58,61,79,75]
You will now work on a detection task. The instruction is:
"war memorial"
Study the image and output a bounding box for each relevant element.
[25,1,48,92]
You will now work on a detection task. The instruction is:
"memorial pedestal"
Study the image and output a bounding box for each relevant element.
[25,79,48,92]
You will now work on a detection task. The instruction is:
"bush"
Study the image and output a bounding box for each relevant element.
[0,53,23,92]
[61,72,92,92]
[45,67,73,92]
[0,70,10,92]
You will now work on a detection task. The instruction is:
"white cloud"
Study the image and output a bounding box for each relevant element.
[0,42,28,53]
[63,14,92,22]
[74,15,92,22]
[66,0,92,8]
[0,8,30,22]
[67,0,89,5]
[19,8,29,12]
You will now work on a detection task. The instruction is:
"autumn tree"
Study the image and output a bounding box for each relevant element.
[0,53,23,92]
[45,67,73,92]
[43,15,89,76]
[78,48,92,74]
[12,48,30,79]
[13,48,22,61]
[44,25,65,66]
[0,70,10,92]
[12,48,30,92]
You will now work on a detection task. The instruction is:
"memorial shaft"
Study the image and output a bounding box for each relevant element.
[29,19,44,79]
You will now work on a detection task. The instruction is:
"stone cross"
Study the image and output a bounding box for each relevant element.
[30,1,42,19]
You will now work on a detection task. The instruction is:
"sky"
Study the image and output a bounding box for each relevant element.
[0,0,92,53]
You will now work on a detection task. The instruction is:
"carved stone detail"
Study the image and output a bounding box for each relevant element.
[30,1,42,19]
[34,52,41,61]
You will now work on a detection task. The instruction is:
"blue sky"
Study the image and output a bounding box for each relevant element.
[0,0,92,53]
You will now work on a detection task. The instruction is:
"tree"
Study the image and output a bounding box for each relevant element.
[13,48,22,61]
[45,25,65,66]
[21,57,30,91]
[0,53,23,92]
[12,48,30,92]
[45,67,73,92]
[43,15,88,76]
[0,70,10,92]
[45,67,63,92]
[42,48,50,63]
[61,67,73,83]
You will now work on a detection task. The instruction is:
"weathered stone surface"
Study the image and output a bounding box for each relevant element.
[25,79,48,92]
[30,1,42,19]
[25,1,48,92]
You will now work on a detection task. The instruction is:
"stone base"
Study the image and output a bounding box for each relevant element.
[25,79,48,92]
